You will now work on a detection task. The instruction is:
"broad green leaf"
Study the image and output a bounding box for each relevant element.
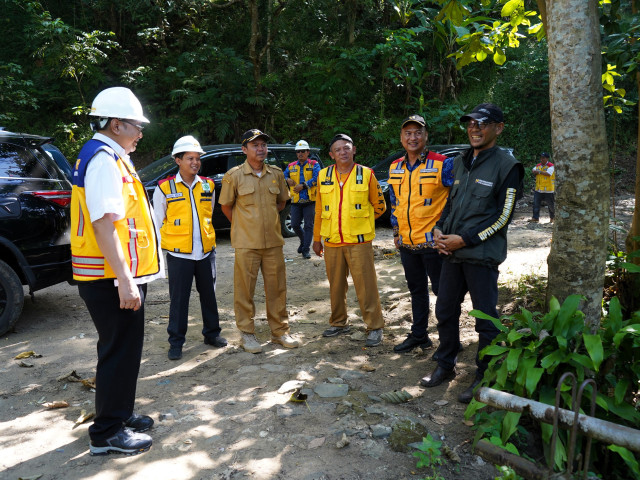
[481,345,509,356]
[540,349,564,370]
[549,296,561,312]
[501,0,522,17]
[615,379,629,405]
[501,411,521,444]
[608,297,623,333]
[554,295,582,337]
[476,49,487,61]
[613,324,640,348]
[496,360,509,387]
[568,352,594,370]
[470,309,508,331]
[620,262,640,273]
[516,355,535,387]
[614,106,623,113]
[506,348,521,373]
[493,49,506,65]
[506,329,524,344]
[583,334,603,371]
[528,23,542,34]
[608,445,640,479]
[525,368,544,396]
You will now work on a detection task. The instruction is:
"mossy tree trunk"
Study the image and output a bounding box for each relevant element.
[545,0,609,330]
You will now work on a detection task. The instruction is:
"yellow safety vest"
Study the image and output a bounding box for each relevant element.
[71,142,160,281]
[158,176,216,253]
[387,153,450,245]
[534,162,555,192]
[287,160,318,202]
[317,164,375,244]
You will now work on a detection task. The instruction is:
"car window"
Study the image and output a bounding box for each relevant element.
[274,149,297,168]
[200,153,246,178]
[139,156,177,182]
[0,143,56,180]
[263,152,280,168]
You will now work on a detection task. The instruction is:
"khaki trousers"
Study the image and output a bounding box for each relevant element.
[324,242,384,331]
[234,246,289,337]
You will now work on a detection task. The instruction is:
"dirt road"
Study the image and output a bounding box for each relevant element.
[0,200,564,480]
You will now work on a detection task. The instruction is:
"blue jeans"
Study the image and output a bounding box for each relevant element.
[399,246,442,338]
[435,260,500,375]
[291,202,315,254]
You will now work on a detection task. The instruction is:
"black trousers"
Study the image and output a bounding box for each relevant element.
[78,281,147,442]
[434,260,500,375]
[399,246,442,338]
[166,253,221,348]
[290,202,315,254]
[532,191,555,220]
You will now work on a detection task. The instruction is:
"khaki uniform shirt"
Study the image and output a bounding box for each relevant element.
[219,160,290,249]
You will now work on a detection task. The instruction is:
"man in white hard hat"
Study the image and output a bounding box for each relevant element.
[284,140,320,259]
[153,136,227,361]
[219,129,299,354]
[71,87,164,455]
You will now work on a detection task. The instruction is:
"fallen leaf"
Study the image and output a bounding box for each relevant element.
[75,409,94,425]
[336,433,350,449]
[43,401,69,409]
[81,377,96,389]
[57,370,82,382]
[15,351,42,359]
[359,364,376,372]
[289,388,308,403]
[463,420,474,427]
[434,399,448,406]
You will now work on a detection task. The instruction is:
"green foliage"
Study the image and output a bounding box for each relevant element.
[466,296,640,478]
[0,63,38,125]
[412,434,445,480]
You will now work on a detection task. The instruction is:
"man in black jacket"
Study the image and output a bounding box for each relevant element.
[420,103,524,403]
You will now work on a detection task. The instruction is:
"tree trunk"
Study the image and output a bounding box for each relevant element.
[625,0,640,264]
[545,0,609,330]
[248,0,262,86]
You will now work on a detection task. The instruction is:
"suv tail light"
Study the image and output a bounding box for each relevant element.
[28,190,72,207]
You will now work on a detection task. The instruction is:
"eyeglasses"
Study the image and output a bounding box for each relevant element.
[466,120,495,130]
[118,119,145,132]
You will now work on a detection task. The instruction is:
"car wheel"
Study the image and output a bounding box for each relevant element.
[280,203,297,238]
[0,259,24,336]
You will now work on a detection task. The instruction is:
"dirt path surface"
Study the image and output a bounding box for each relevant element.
[0,198,591,480]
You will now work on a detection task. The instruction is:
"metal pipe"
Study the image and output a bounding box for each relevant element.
[475,387,640,453]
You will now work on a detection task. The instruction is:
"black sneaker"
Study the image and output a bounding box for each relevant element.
[393,333,433,353]
[125,413,154,433]
[297,243,304,254]
[90,427,152,456]
[204,336,228,348]
[302,251,311,259]
[168,346,182,360]
[322,325,351,337]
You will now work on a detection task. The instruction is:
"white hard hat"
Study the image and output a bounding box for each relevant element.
[295,140,310,151]
[89,87,150,123]
[172,135,205,156]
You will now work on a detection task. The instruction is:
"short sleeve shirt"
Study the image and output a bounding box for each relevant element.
[218,160,290,249]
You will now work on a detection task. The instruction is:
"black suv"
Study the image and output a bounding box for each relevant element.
[373,145,470,223]
[0,129,73,335]
[139,143,323,237]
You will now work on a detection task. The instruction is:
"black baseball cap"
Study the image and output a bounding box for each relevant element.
[401,114,426,128]
[329,133,354,149]
[541,152,550,158]
[241,129,270,146]
[460,103,504,123]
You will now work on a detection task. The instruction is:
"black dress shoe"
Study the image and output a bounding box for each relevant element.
[125,413,154,433]
[457,376,483,404]
[394,334,433,353]
[204,336,228,348]
[420,366,456,387]
[302,251,311,259]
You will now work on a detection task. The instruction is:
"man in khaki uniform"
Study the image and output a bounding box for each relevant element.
[312,133,386,347]
[219,129,299,353]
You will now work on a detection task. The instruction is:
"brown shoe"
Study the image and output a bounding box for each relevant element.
[271,333,300,349]
[528,218,539,223]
